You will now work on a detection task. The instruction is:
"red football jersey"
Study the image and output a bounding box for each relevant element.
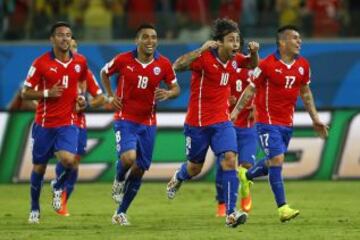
[24,50,88,128]
[185,50,251,127]
[230,68,255,128]
[76,70,103,128]
[252,52,311,126]
[103,50,177,125]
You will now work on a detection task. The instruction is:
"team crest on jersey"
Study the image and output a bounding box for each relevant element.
[153,67,161,75]
[75,64,81,73]
[298,67,304,75]
[232,61,237,70]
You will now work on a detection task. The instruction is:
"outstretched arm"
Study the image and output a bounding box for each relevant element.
[230,84,256,121]
[173,40,218,72]
[300,84,329,138]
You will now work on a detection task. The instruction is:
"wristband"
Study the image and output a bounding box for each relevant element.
[43,89,49,98]
[107,96,114,103]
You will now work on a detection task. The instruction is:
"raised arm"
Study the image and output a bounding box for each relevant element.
[300,84,329,138]
[173,40,218,72]
[247,41,260,68]
[230,84,256,121]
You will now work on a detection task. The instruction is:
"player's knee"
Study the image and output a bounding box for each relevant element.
[269,155,284,166]
[33,164,46,174]
[120,151,136,166]
[241,163,253,169]
[221,152,237,170]
[187,163,202,176]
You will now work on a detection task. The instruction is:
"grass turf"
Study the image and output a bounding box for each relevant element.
[0,181,360,240]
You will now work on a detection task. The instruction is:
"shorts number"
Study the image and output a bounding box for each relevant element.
[115,130,121,143]
[260,133,269,147]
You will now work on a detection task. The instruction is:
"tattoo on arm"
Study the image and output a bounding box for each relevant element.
[173,49,202,72]
[300,85,319,121]
[235,85,256,112]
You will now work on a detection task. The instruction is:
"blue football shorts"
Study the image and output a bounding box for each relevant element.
[235,126,258,166]
[113,120,156,171]
[77,127,87,156]
[184,121,237,164]
[31,123,79,164]
[256,123,293,159]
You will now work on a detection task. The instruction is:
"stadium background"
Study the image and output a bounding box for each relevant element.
[0,0,360,183]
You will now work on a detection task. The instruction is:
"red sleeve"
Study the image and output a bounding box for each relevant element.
[24,58,42,88]
[86,70,103,97]
[79,57,89,82]
[190,54,204,72]
[162,59,177,86]
[235,53,252,68]
[303,63,311,85]
[103,54,122,77]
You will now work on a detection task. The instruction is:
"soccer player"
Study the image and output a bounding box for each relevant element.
[166,18,258,228]
[215,35,259,217]
[100,24,180,226]
[22,22,89,224]
[53,37,106,216]
[215,68,258,217]
[231,25,329,222]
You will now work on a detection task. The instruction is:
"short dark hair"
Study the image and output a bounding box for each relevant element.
[50,21,72,36]
[276,25,300,46]
[212,18,239,42]
[135,23,156,37]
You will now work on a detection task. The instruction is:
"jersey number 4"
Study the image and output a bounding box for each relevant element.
[62,75,69,88]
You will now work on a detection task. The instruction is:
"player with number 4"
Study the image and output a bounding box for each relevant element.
[100,24,180,226]
[22,22,89,224]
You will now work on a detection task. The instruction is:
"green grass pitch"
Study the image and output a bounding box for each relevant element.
[0,181,359,240]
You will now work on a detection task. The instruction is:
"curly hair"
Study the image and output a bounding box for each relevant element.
[211,18,240,42]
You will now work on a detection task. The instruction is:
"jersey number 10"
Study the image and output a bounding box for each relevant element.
[220,73,229,86]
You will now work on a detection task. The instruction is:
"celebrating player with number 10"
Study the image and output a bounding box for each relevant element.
[101,23,180,226]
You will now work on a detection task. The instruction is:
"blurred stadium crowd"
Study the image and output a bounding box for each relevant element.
[1,0,360,41]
